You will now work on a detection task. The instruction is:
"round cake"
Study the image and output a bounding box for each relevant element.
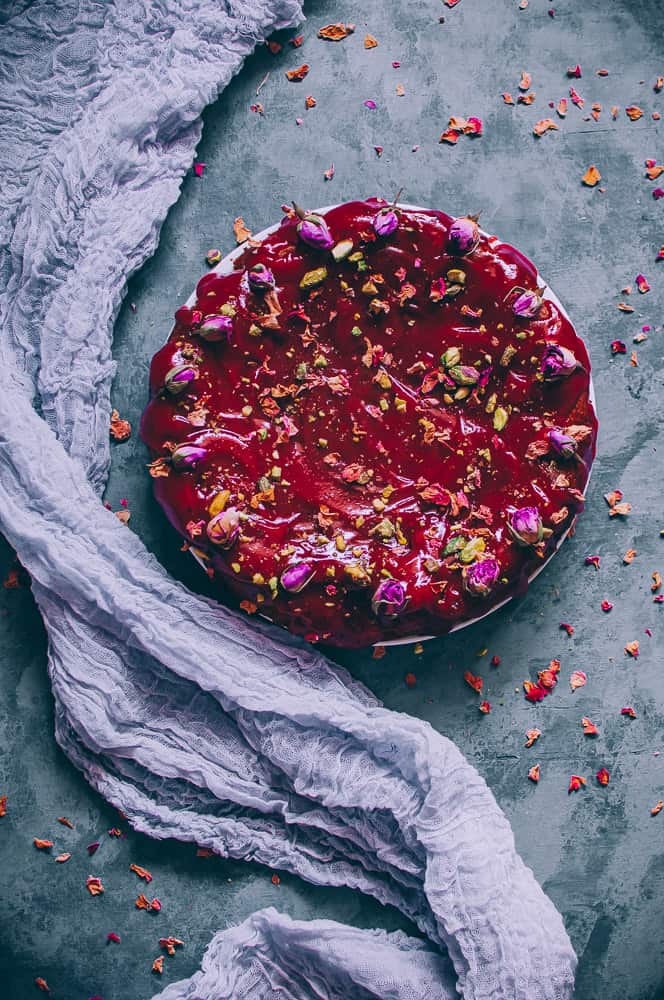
[140,198,597,648]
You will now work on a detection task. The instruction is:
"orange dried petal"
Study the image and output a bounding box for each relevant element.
[518,70,532,91]
[233,217,251,244]
[623,548,637,564]
[624,640,640,658]
[502,92,515,104]
[285,64,310,82]
[35,978,50,993]
[463,670,483,693]
[86,875,104,896]
[651,800,664,816]
[110,409,131,442]
[525,728,542,748]
[570,670,587,691]
[152,956,164,975]
[364,34,378,49]
[581,165,601,186]
[581,716,599,736]
[33,838,54,850]
[130,863,153,882]
[533,118,558,137]
[626,105,644,121]
[568,774,586,793]
[596,768,610,786]
[0,795,6,817]
[55,853,71,863]
[317,23,354,41]
[528,764,541,783]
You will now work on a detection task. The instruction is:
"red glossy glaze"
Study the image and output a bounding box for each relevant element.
[140,199,597,648]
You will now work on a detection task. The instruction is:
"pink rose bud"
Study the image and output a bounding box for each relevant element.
[373,206,399,237]
[447,215,480,255]
[511,288,544,318]
[199,314,233,342]
[540,344,577,379]
[248,263,275,293]
[281,561,316,593]
[295,208,334,250]
[508,506,544,546]
[206,508,241,548]
[448,364,480,386]
[371,578,409,618]
[548,428,577,459]
[170,444,208,470]
[463,558,500,596]
[164,365,198,395]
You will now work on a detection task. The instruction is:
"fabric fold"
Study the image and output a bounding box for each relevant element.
[0,2,576,997]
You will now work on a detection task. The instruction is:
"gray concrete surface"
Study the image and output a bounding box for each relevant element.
[1,0,664,996]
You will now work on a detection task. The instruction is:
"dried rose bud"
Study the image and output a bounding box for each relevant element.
[548,428,578,459]
[170,444,208,470]
[540,344,577,379]
[373,206,399,238]
[199,314,233,342]
[447,215,480,255]
[248,263,276,293]
[164,364,197,395]
[206,508,240,548]
[508,506,544,546]
[371,578,409,618]
[511,288,544,318]
[462,557,500,597]
[281,561,315,593]
[205,248,222,266]
[447,364,480,386]
[293,203,334,250]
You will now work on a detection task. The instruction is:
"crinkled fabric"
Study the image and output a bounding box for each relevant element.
[0,3,576,998]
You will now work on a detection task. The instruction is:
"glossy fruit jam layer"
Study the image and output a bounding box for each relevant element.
[140,198,597,648]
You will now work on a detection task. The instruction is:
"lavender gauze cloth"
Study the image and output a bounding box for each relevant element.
[0,2,576,997]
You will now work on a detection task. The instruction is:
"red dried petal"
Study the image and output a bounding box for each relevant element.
[464,670,483,693]
[479,700,491,714]
[596,768,610,786]
[568,774,586,793]
[525,728,542,748]
[581,716,599,736]
[528,764,541,783]
[33,838,54,850]
[130,863,153,882]
[621,706,637,718]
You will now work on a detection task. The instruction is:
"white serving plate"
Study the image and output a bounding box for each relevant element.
[183,203,596,646]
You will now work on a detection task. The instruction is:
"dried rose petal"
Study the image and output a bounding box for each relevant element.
[107,932,121,944]
[405,672,417,688]
[624,640,639,658]
[86,876,104,896]
[596,768,610,786]
[479,700,491,714]
[54,853,71,863]
[129,863,153,882]
[581,717,598,736]
[35,978,50,993]
[285,64,309,82]
[582,165,601,186]
[626,105,644,120]
[464,670,483,693]
[33,838,54,850]
[110,409,131,442]
[528,764,541,783]
[651,800,664,816]
[525,728,542,748]
[570,670,587,690]
[601,600,613,612]
[585,555,601,569]
[152,956,164,975]
[568,774,586,793]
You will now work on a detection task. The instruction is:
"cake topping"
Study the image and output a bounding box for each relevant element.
[141,198,596,647]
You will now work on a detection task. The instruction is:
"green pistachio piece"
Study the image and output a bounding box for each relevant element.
[446,268,467,285]
[443,536,465,556]
[351,325,362,337]
[440,346,461,368]
[299,266,328,292]
[332,239,354,262]
[493,406,509,432]
[460,536,487,564]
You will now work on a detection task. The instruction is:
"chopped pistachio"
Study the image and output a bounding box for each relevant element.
[332,238,354,261]
[270,466,281,480]
[317,437,328,448]
[485,392,497,415]
[252,572,265,585]
[257,427,268,441]
[299,266,328,291]
[351,325,362,337]
[493,406,509,432]
[241,405,253,417]
[361,279,379,296]
[373,498,386,512]
[313,354,328,368]
[446,268,466,285]
[248,323,262,337]
[335,535,347,552]
[460,536,486,563]
[220,302,236,317]
[295,362,308,381]
[394,397,407,412]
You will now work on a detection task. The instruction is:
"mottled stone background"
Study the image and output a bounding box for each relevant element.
[1,0,663,996]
